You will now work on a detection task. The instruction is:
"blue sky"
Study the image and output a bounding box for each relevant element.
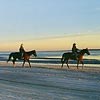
[0,0,100,51]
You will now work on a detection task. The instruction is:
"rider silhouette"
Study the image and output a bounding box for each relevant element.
[19,44,25,58]
[72,43,79,59]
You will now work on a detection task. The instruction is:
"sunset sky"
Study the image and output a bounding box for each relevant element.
[0,0,100,51]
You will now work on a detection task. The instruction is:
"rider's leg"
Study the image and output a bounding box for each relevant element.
[75,52,78,60]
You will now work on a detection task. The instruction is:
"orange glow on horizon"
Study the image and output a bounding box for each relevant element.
[0,33,100,51]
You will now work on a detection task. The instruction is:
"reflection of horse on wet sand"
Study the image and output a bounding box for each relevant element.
[61,48,90,69]
[7,50,37,68]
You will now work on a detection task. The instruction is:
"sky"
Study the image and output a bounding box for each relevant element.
[0,0,100,51]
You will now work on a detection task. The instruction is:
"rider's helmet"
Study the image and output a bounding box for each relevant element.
[73,43,76,46]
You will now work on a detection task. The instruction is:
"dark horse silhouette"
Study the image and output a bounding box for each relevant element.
[7,50,37,68]
[61,48,90,69]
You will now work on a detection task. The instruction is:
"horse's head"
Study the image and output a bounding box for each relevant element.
[84,48,90,55]
[79,48,90,55]
[32,50,37,57]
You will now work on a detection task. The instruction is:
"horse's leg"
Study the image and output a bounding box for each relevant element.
[22,60,25,68]
[66,59,69,69]
[27,60,31,68]
[12,59,16,67]
[61,58,66,68]
[61,57,64,68]
[80,60,84,69]
[77,60,80,69]
[61,61,64,68]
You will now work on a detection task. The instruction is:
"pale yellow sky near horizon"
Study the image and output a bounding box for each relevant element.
[0,1,100,52]
[0,33,100,51]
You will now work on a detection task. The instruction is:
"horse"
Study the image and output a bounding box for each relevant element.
[61,48,90,69]
[7,50,37,68]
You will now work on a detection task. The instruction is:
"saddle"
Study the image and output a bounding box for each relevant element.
[71,52,78,60]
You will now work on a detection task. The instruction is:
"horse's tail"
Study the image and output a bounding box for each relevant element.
[61,53,65,68]
[61,54,65,63]
[61,56,63,63]
[7,53,13,62]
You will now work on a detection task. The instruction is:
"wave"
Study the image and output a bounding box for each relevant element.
[1,57,100,65]
[0,50,100,65]
[31,58,100,64]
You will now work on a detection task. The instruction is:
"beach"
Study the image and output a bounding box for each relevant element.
[0,61,100,100]
[1,0,100,99]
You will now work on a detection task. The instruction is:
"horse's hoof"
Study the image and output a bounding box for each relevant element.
[61,66,63,68]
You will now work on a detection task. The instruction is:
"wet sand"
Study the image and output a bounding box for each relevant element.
[0,61,100,100]
[1,61,100,73]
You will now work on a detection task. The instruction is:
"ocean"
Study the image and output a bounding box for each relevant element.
[0,49,100,66]
[0,50,100,100]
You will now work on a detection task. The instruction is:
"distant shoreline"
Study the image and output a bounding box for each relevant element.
[0,48,100,52]
[36,48,100,52]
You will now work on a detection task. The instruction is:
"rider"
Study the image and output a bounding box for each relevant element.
[72,43,79,59]
[19,44,25,58]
